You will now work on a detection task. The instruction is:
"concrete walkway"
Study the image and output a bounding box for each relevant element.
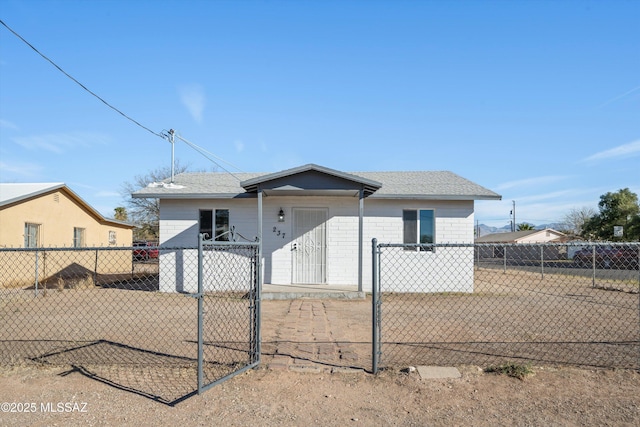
[264,299,367,373]
[261,298,464,378]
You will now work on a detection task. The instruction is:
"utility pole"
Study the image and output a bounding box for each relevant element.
[512,200,516,232]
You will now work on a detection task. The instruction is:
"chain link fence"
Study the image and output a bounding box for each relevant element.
[372,241,640,373]
[3,240,638,398]
[0,241,259,404]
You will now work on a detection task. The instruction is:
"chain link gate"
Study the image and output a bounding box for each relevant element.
[0,237,261,403]
[195,234,261,394]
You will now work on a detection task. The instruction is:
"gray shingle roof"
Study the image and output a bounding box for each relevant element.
[356,171,499,199]
[132,165,501,201]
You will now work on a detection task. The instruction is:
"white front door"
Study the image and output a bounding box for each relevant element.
[292,208,327,284]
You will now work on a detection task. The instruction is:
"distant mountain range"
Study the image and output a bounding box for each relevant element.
[477,223,567,237]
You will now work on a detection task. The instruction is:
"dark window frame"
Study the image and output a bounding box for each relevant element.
[199,209,230,241]
[402,209,435,251]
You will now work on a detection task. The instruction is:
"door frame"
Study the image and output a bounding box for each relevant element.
[291,207,328,284]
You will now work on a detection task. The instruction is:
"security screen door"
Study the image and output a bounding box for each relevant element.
[292,208,327,284]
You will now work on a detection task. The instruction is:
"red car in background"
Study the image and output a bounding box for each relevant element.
[573,246,639,269]
[133,241,159,261]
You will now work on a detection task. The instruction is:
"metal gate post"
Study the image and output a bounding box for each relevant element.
[197,234,205,394]
[372,238,380,374]
[254,239,262,364]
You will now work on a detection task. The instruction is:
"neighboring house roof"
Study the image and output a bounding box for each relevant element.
[0,182,66,206]
[0,182,134,229]
[133,163,501,201]
[476,228,566,243]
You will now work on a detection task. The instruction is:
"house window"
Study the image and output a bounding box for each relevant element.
[199,209,230,241]
[403,209,435,251]
[24,223,40,248]
[73,227,86,247]
[109,231,117,245]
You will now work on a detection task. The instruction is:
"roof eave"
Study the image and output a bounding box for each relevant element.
[132,192,252,199]
[133,192,501,201]
[60,186,136,229]
[370,194,502,201]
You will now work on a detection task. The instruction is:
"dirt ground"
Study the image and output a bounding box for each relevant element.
[1,265,639,426]
[1,295,640,426]
[1,362,639,426]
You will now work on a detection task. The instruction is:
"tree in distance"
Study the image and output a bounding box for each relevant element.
[121,160,197,241]
[561,206,597,236]
[516,223,535,231]
[581,188,640,241]
[113,206,128,221]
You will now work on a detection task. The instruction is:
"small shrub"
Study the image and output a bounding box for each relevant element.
[50,273,95,291]
[69,273,95,290]
[485,363,534,380]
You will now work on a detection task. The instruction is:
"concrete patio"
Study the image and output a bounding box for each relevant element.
[262,283,366,300]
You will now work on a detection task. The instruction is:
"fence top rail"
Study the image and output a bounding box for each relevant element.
[376,241,640,249]
[201,240,259,248]
[0,245,198,253]
[0,241,262,253]
[0,246,156,253]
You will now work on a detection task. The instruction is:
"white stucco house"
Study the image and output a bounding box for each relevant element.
[132,164,501,293]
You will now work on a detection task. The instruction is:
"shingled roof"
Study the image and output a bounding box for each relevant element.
[132,164,501,201]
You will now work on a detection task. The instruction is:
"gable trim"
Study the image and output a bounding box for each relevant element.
[240,164,382,197]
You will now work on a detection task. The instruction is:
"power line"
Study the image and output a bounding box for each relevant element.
[0,18,164,139]
[2,18,245,179]
[176,133,245,181]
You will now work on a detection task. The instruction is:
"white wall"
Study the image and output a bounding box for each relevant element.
[157,197,475,293]
[362,199,475,293]
[158,199,259,293]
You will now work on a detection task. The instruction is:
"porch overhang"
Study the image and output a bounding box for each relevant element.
[246,164,379,294]
[240,163,382,197]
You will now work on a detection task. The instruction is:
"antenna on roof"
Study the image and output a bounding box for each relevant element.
[161,129,177,183]
[169,129,176,183]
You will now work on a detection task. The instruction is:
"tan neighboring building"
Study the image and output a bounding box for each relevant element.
[0,183,133,248]
[0,183,135,288]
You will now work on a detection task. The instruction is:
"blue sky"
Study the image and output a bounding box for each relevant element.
[1,0,638,227]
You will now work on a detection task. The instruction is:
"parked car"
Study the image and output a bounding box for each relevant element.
[133,241,159,261]
[573,246,639,269]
